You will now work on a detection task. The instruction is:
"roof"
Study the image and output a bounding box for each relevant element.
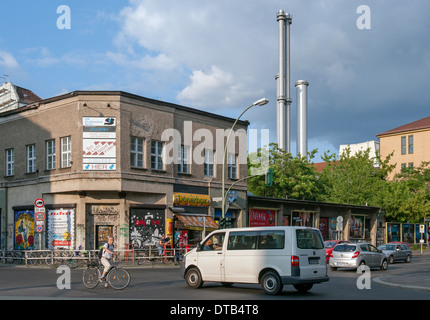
[377,116,430,137]
[15,86,42,104]
[1,89,250,127]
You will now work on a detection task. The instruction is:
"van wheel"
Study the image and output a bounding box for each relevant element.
[261,271,283,295]
[185,268,204,289]
[293,284,313,293]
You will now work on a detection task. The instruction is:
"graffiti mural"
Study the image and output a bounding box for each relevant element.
[130,208,165,249]
[14,210,35,250]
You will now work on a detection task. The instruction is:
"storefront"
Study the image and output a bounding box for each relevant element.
[172,186,218,247]
[248,195,383,246]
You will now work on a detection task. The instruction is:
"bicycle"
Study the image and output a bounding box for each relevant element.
[82,258,131,290]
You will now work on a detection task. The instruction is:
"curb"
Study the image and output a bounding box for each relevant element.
[373,276,430,292]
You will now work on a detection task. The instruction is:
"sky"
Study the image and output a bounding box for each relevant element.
[1,0,429,161]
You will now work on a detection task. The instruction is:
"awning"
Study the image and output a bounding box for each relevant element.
[176,215,219,231]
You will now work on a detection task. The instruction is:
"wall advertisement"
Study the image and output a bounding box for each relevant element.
[47,209,75,249]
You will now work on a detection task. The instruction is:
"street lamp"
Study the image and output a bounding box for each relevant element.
[221,98,269,227]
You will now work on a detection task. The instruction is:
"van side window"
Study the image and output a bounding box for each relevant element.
[202,233,225,251]
[227,231,285,250]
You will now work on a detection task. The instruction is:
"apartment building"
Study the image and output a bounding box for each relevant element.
[377,116,430,179]
[0,89,248,251]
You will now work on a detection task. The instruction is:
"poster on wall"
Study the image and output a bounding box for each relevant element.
[129,208,165,249]
[349,216,365,239]
[47,209,75,249]
[14,210,35,250]
[83,117,116,171]
[292,211,314,227]
[249,209,276,227]
[387,223,400,242]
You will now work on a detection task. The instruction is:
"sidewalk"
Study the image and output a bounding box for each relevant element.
[373,249,430,291]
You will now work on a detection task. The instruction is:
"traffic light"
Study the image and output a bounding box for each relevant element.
[265,168,273,186]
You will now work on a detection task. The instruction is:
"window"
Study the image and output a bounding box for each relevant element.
[177,145,190,174]
[151,141,164,170]
[61,136,71,168]
[227,153,238,179]
[401,136,406,155]
[46,140,56,170]
[296,229,324,249]
[408,135,414,154]
[227,231,285,250]
[26,144,36,173]
[5,149,14,176]
[201,233,225,251]
[131,137,145,168]
[204,149,214,177]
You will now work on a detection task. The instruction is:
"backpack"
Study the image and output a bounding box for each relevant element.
[98,244,114,259]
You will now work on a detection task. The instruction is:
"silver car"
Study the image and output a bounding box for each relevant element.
[329,243,388,271]
[377,243,412,264]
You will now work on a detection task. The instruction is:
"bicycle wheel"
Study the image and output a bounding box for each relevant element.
[82,267,101,289]
[107,268,130,290]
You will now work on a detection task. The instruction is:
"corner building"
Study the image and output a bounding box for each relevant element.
[0,90,248,251]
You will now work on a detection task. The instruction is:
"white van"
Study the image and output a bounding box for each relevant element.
[182,226,329,295]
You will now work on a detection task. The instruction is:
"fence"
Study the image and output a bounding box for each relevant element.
[0,246,194,267]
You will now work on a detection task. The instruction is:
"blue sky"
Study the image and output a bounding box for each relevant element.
[1,1,429,161]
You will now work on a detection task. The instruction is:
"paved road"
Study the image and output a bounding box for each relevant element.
[1,249,429,301]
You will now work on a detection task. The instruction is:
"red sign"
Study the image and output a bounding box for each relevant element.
[34,198,45,208]
[249,209,276,227]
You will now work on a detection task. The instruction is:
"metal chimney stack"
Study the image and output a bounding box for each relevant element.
[295,80,309,157]
[276,10,292,152]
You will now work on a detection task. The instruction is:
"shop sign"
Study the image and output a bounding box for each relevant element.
[249,209,276,227]
[173,193,211,207]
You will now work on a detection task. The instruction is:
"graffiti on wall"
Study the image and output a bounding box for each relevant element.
[14,210,35,250]
[130,209,164,249]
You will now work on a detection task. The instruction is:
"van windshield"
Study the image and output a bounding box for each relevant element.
[296,229,324,249]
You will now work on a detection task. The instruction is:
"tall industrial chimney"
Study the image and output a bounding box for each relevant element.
[276,10,292,152]
[295,80,309,157]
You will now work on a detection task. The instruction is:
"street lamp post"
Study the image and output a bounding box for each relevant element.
[221,98,269,227]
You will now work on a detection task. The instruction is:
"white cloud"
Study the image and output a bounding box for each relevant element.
[0,50,19,69]
[177,65,261,109]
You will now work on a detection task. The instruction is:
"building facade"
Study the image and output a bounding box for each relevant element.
[377,116,430,179]
[0,90,248,251]
[248,195,384,246]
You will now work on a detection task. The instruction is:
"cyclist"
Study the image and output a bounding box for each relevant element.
[100,236,115,281]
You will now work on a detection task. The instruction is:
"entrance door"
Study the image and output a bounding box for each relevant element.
[96,225,113,249]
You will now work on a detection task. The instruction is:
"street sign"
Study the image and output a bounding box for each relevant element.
[35,211,45,222]
[420,225,425,234]
[34,198,45,208]
[36,225,43,233]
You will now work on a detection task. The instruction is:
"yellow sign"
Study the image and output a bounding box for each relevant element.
[173,193,211,207]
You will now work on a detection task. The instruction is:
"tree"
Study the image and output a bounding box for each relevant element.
[317,147,394,207]
[247,143,321,200]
